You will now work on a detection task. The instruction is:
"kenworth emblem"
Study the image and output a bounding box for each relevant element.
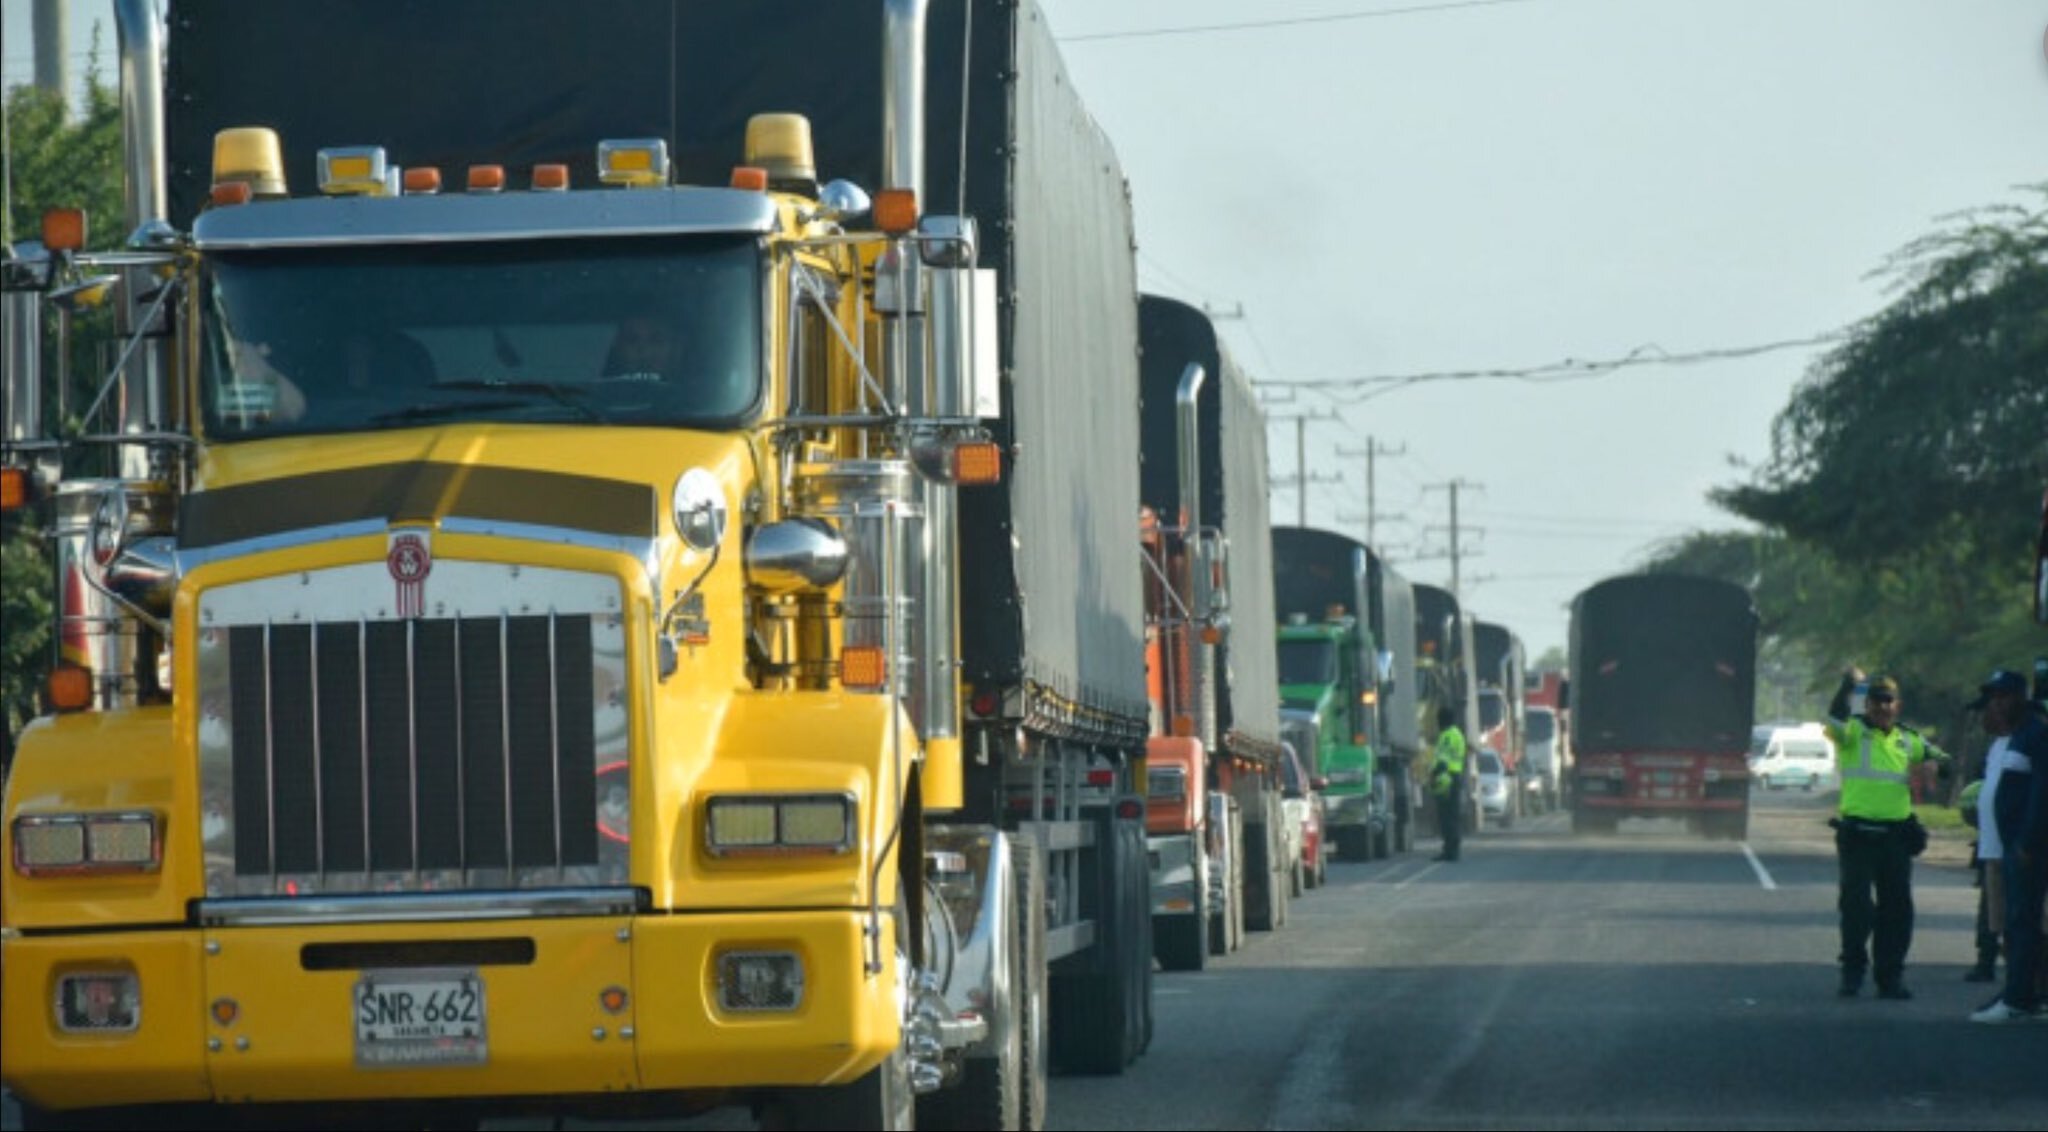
[387,529,433,617]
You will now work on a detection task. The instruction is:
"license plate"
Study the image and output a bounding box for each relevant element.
[354,970,487,1068]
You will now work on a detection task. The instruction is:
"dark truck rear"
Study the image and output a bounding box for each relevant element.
[1412,582,1482,831]
[1568,574,1757,839]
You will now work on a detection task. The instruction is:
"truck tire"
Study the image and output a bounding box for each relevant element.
[1209,807,1243,956]
[1371,820,1393,860]
[920,837,1033,1131]
[1242,819,1280,932]
[760,1046,916,1131]
[1016,831,1050,1131]
[1050,806,1147,1075]
[1155,842,1208,970]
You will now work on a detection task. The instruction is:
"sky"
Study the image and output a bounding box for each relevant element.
[8,0,2047,659]
[1035,0,2048,659]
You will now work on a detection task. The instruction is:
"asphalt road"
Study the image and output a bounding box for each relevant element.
[7,788,2042,1131]
[1050,789,2043,1132]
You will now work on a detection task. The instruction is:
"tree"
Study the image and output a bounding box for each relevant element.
[1715,187,2048,561]
[1695,185,2048,742]
[3,65,123,738]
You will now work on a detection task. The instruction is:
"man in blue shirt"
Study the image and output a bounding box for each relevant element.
[1968,669,2048,1023]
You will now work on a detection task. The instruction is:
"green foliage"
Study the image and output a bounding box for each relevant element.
[6,74,124,251]
[1715,187,2048,560]
[1648,187,2048,747]
[3,69,124,738]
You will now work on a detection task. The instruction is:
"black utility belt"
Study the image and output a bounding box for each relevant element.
[1832,817,1908,835]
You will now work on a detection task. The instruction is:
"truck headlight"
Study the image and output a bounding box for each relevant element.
[13,812,161,876]
[705,795,854,857]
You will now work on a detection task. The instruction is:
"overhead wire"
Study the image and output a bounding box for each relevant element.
[1060,0,1545,44]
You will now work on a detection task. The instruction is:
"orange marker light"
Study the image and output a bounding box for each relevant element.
[531,164,570,192]
[467,165,506,193]
[729,166,769,192]
[951,441,1003,486]
[41,208,86,252]
[0,467,27,511]
[209,182,254,208]
[842,646,888,690]
[210,999,239,1027]
[873,188,918,235]
[402,167,443,195]
[599,987,629,1014]
[48,664,92,712]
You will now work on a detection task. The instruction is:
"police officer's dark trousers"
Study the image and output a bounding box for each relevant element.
[1836,819,1914,988]
[1435,792,1462,862]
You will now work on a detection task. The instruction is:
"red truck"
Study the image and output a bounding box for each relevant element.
[1568,575,1757,840]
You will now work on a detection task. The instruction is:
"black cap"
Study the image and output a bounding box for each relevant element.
[1966,669,2028,710]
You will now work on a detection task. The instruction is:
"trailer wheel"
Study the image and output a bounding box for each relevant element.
[1209,805,1243,956]
[1157,854,1208,973]
[1050,807,1146,1075]
[1242,818,1280,932]
[1015,832,1049,1130]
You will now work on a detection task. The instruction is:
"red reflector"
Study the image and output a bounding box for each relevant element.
[1115,799,1143,821]
[970,690,1000,717]
[1086,769,1115,788]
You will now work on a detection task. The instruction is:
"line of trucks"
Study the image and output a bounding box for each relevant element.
[0,2,1758,1128]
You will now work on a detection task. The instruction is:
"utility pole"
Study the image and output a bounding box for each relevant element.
[1265,409,1339,528]
[34,0,70,110]
[1337,437,1406,548]
[1419,479,1484,597]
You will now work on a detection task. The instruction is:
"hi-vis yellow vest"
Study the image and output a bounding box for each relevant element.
[1432,726,1467,797]
[1825,717,1939,822]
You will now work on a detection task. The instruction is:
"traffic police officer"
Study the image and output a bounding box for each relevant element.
[1825,669,1951,999]
[1430,705,1468,863]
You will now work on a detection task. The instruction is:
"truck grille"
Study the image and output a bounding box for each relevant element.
[199,611,628,897]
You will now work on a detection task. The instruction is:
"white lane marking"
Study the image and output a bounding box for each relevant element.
[1393,861,1442,890]
[1741,842,1778,890]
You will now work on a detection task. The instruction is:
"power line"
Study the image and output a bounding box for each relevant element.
[1252,332,1844,403]
[1060,0,1544,44]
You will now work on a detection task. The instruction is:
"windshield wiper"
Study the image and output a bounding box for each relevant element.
[370,380,603,425]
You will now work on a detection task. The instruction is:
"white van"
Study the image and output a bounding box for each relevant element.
[1753,726,1834,791]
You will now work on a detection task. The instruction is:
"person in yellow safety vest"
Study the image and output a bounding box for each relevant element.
[1825,669,1952,1000]
[1430,705,1468,863]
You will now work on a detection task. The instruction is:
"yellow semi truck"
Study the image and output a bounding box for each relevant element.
[0,2,1154,1128]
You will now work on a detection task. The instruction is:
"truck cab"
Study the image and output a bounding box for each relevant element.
[1277,613,1390,859]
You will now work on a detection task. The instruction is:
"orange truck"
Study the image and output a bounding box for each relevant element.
[1135,297,1290,971]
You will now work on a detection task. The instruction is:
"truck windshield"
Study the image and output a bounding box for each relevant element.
[1278,639,1338,686]
[198,234,762,438]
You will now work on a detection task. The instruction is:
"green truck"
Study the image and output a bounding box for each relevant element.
[1272,527,1420,860]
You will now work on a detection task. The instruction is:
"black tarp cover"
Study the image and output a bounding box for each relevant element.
[1568,574,1757,755]
[1136,296,1279,749]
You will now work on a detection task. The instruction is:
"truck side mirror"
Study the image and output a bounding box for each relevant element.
[1309,775,1329,791]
